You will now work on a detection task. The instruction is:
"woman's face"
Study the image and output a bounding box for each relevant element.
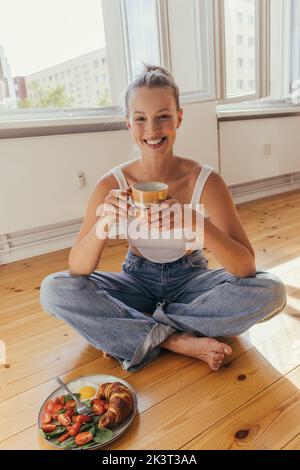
[126,86,183,157]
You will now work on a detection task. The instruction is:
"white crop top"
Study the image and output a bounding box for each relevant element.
[109,162,214,263]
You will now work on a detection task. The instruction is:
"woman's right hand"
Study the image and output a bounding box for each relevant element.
[99,187,133,225]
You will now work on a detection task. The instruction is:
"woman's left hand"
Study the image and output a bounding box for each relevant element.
[142,194,200,233]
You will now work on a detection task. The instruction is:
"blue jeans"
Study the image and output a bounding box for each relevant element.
[39,250,286,372]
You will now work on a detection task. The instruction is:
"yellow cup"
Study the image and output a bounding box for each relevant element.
[131,181,169,208]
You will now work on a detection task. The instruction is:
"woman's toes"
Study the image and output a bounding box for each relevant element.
[212,340,232,355]
[213,352,225,362]
[223,344,232,355]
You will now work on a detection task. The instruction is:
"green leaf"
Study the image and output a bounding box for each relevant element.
[44,426,66,438]
[60,437,77,449]
[93,428,113,444]
[89,424,99,437]
[63,393,81,403]
[39,429,46,438]
[79,423,94,432]
[82,399,92,408]
[79,441,96,449]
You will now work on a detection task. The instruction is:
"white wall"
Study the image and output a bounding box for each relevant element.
[219,115,300,185]
[0,101,218,235]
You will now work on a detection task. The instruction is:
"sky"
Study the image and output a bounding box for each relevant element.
[0,0,106,77]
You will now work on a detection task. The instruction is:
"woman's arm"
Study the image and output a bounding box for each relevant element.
[199,171,256,278]
[68,174,116,276]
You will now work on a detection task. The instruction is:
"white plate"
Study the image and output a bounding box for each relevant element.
[38,374,138,450]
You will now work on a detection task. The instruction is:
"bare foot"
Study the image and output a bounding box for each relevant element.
[161,332,232,371]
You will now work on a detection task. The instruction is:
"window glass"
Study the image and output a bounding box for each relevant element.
[123,0,160,79]
[0,0,111,111]
[167,0,205,94]
[224,0,256,98]
[290,0,300,96]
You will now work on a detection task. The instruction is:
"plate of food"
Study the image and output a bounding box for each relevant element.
[38,374,138,450]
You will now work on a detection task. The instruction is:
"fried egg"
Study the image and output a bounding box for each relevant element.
[67,376,100,400]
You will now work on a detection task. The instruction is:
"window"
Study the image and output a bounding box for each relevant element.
[121,0,160,79]
[223,0,257,99]
[166,0,215,99]
[289,0,300,98]
[0,0,278,127]
[0,0,111,112]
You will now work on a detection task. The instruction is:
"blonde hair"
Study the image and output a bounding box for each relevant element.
[124,64,180,118]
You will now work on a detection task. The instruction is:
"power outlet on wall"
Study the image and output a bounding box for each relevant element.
[76,171,86,188]
[264,143,272,157]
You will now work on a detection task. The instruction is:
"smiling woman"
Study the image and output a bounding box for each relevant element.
[40,64,287,375]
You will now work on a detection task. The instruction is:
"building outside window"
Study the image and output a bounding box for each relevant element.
[224,0,257,98]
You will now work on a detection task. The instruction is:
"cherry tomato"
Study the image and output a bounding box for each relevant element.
[58,431,71,443]
[44,400,55,413]
[91,399,105,415]
[58,413,72,426]
[92,403,105,415]
[71,414,78,423]
[42,424,56,433]
[76,415,92,424]
[91,398,106,406]
[75,431,93,446]
[69,421,82,436]
[65,400,76,410]
[52,403,64,419]
[55,396,65,405]
[42,412,52,424]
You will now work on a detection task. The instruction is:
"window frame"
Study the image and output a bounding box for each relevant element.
[215,0,270,104]
[162,0,217,103]
[269,0,293,100]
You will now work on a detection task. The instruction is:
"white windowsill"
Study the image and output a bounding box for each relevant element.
[217,99,300,119]
[0,112,125,130]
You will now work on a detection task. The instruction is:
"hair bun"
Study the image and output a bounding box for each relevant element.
[142,63,170,76]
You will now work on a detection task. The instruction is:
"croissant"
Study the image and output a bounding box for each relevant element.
[97,381,134,429]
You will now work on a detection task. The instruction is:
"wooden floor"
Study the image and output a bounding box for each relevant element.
[1,189,300,450]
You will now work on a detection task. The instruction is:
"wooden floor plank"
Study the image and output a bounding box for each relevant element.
[282,433,300,450]
[181,366,300,450]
